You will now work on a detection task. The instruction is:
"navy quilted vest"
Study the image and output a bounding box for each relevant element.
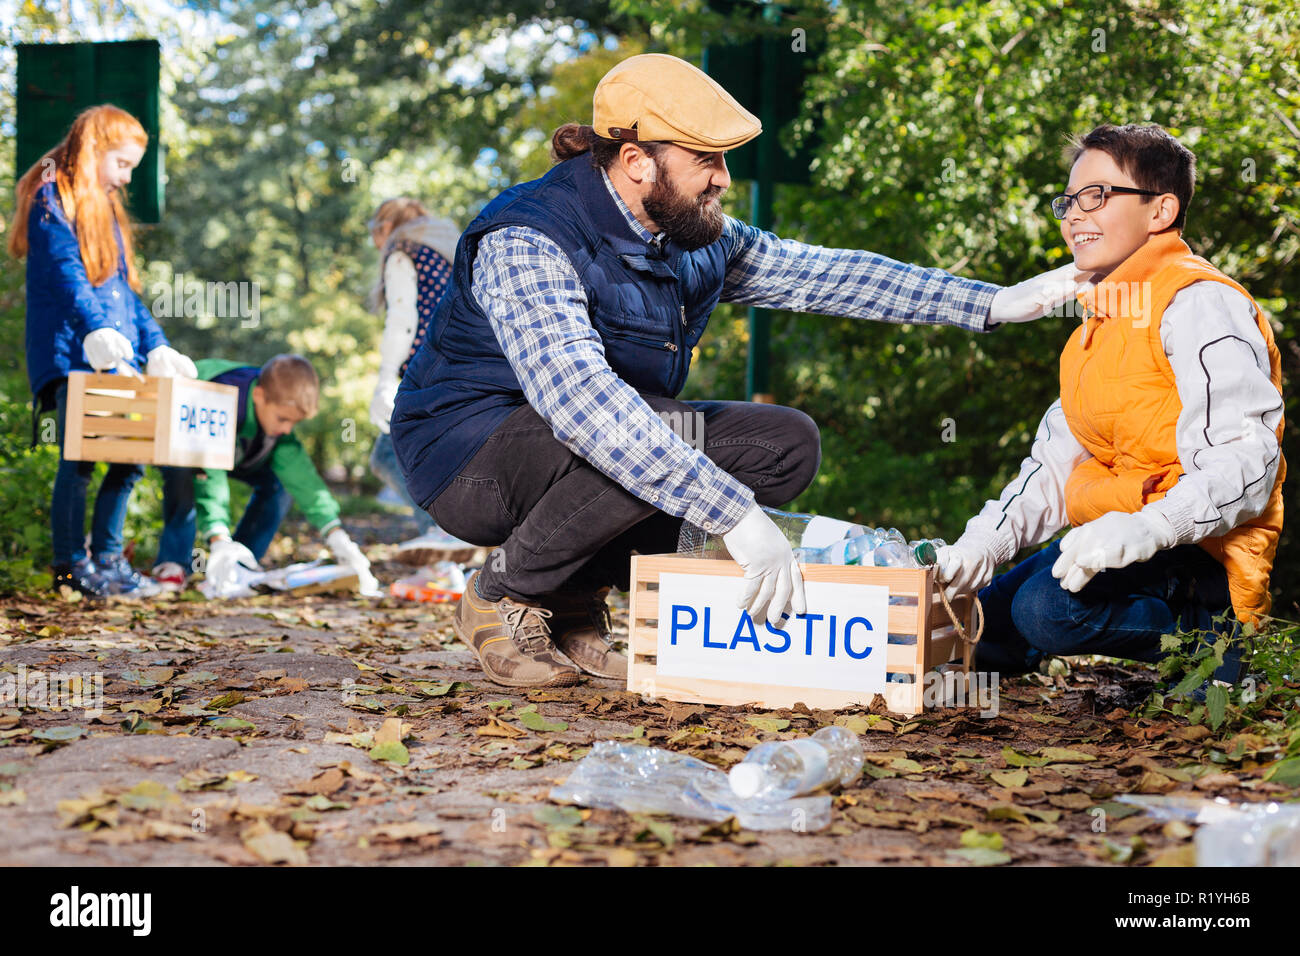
[391,157,729,508]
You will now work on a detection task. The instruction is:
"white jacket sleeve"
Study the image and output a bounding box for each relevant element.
[377,252,419,380]
[1143,281,1283,544]
[955,400,1092,561]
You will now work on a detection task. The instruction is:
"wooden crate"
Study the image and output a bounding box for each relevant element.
[62,371,239,470]
[627,553,976,716]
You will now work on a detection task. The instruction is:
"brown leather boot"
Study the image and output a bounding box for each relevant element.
[453,572,581,687]
[542,587,628,681]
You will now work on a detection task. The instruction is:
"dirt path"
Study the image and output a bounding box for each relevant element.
[1,518,1282,867]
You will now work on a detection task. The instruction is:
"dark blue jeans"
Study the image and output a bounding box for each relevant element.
[50,382,144,565]
[974,539,1240,677]
[158,465,293,571]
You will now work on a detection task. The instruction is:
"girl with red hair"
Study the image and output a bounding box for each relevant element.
[9,104,196,597]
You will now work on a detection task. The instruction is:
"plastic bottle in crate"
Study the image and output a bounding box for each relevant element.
[677,507,865,558]
[728,726,864,800]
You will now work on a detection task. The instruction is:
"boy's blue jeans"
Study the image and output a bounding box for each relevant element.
[50,382,143,565]
[369,433,433,534]
[157,466,293,572]
[974,539,1241,678]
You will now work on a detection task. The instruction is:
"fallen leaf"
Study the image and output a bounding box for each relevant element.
[477,717,527,739]
[1040,747,1097,764]
[243,825,308,865]
[990,769,1028,789]
[518,711,568,733]
[960,828,1004,850]
[368,741,410,765]
[1001,747,1050,768]
[946,847,1011,866]
[746,716,791,733]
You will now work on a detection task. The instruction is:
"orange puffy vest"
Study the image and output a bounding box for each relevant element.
[1058,230,1286,624]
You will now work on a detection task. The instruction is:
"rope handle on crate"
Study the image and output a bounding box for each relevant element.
[936,583,984,672]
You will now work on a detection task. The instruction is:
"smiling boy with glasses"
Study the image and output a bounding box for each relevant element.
[935,123,1285,687]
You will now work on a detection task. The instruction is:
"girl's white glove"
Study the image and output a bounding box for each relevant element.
[721,504,806,627]
[146,345,198,379]
[83,328,136,373]
[369,378,399,433]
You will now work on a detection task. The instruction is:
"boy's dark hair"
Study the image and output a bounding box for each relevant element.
[259,354,319,417]
[1065,124,1196,231]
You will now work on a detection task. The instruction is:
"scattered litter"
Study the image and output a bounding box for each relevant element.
[1117,794,1300,865]
[390,561,467,603]
[199,560,360,600]
[549,741,835,831]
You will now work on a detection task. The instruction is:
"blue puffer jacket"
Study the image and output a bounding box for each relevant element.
[23,181,169,399]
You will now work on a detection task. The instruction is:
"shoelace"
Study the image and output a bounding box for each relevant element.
[587,597,615,648]
[500,602,554,655]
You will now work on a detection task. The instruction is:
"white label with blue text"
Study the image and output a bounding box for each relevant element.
[170,381,237,455]
[655,573,889,693]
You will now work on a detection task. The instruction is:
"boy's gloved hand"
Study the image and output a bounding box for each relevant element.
[722,503,806,627]
[206,536,260,586]
[988,263,1096,325]
[82,328,136,375]
[934,533,1000,601]
[325,527,382,596]
[146,345,198,379]
[1051,510,1176,593]
[368,378,398,434]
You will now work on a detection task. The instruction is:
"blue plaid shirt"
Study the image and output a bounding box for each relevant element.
[471,168,998,536]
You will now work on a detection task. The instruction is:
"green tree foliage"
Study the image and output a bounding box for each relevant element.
[1,0,1295,614]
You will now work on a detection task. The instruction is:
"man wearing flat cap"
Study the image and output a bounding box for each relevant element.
[392,53,1088,688]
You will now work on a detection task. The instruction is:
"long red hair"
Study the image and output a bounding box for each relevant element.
[7,104,148,290]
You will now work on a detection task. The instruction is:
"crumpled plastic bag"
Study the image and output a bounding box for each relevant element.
[549,741,830,832]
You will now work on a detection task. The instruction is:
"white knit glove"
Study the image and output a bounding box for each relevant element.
[722,504,806,627]
[934,532,1002,602]
[989,263,1096,324]
[368,377,399,434]
[1051,510,1176,593]
[82,328,136,374]
[146,345,198,379]
[326,527,381,596]
[206,537,260,589]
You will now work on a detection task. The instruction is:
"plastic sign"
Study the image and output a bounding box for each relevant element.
[655,573,889,693]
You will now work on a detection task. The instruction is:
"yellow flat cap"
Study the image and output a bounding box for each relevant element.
[592,53,761,152]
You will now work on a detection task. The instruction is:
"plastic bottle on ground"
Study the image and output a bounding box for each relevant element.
[728,726,864,801]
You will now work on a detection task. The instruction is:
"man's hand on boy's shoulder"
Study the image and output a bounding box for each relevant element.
[988,263,1096,325]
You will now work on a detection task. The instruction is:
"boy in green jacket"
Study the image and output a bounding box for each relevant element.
[152,354,379,594]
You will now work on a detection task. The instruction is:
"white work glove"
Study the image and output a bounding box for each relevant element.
[326,527,382,596]
[82,327,137,376]
[988,263,1096,324]
[206,536,260,588]
[934,534,1001,602]
[368,377,399,434]
[1051,510,1176,593]
[721,504,807,627]
[146,345,198,379]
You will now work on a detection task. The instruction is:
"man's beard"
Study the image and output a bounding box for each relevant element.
[642,168,726,251]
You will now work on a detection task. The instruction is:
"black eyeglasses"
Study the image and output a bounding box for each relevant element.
[1051,184,1164,219]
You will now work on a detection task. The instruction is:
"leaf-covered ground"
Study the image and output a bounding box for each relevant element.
[2,516,1295,867]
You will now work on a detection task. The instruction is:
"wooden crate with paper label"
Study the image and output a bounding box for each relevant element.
[626,553,979,717]
[61,371,239,470]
